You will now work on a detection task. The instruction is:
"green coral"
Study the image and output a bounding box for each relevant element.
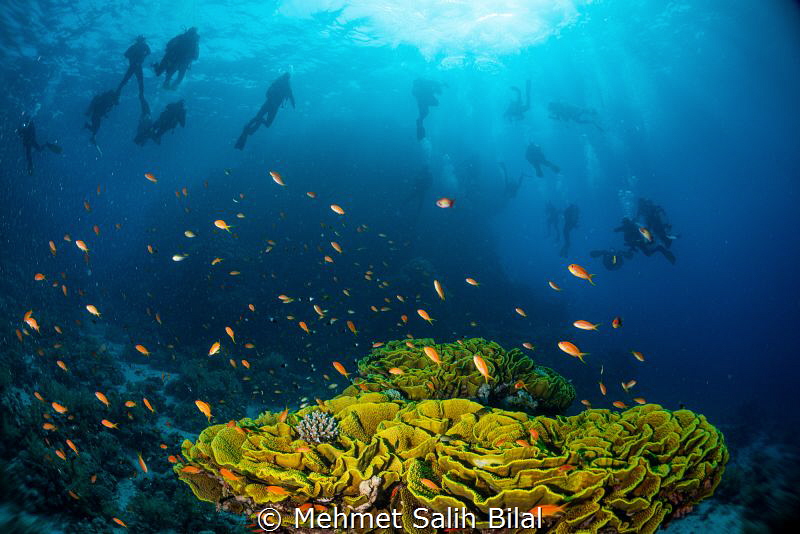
[176,393,727,533]
[344,338,575,415]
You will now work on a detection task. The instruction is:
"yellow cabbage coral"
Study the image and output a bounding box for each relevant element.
[176,394,727,533]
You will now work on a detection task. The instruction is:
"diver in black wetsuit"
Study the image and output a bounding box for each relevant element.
[84,90,119,145]
[615,217,676,264]
[153,27,199,89]
[149,100,186,144]
[590,249,633,270]
[636,198,675,248]
[116,35,151,116]
[234,72,295,150]
[545,202,560,242]
[412,79,443,140]
[133,112,153,146]
[525,143,560,177]
[405,166,433,217]
[504,79,530,121]
[548,101,603,131]
[560,204,579,257]
[17,115,61,175]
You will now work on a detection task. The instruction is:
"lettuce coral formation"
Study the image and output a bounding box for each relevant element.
[345,337,576,415]
[176,390,727,533]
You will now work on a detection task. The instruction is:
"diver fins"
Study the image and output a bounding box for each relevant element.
[45,143,62,154]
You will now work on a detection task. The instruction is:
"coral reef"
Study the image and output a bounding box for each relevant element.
[344,337,576,415]
[295,411,339,444]
[176,392,728,533]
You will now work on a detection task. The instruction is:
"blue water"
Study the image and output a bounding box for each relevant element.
[1,0,799,531]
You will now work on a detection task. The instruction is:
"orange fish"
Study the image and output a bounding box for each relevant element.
[423,346,441,365]
[75,240,89,253]
[400,314,408,324]
[144,172,157,183]
[522,342,535,350]
[515,307,527,317]
[95,392,110,407]
[134,344,150,356]
[621,379,637,392]
[465,277,479,286]
[557,464,575,474]
[24,316,40,333]
[529,428,540,441]
[248,304,255,312]
[639,227,653,242]
[548,280,562,291]
[558,341,588,363]
[599,381,607,396]
[435,197,454,208]
[529,504,566,518]
[56,360,68,372]
[388,367,405,375]
[299,321,310,334]
[124,401,136,408]
[147,244,155,254]
[573,320,600,331]
[417,309,434,324]
[514,380,527,390]
[612,316,622,329]
[219,468,239,481]
[581,399,592,407]
[55,449,67,461]
[346,320,357,334]
[632,351,645,362]
[93,225,100,236]
[181,466,202,474]
[52,402,68,414]
[330,241,343,253]
[225,326,235,343]
[34,273,46,281]
[85,304,101,317]
[330,204,345,215]
[101,419,118,429]
[568,264,595,285]
[137,453,148,473]
[265,485,290,495]
[269,170,285,186]
[278,407,289,423]
[306,191,316,198]
[208,341,221,356]
[420,478,440,491]
[112,517,128,528]
[66,439,79,455]
[473,355,491,382]
[433,280,445,300]
[612,401,627,409]
[167,455,179,463]
[34,391,45,402]
[195,400,212,421]
[241,360,250,369]
[143,398,155,412]
[323,255,333,263]
[49,240,57,255]
[214,220,232,232]
[633,397,647,405]
[332,361,349,377]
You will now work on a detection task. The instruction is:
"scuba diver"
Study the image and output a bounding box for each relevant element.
[404,165,433,217]
[412,79,443,140]
[525,143,560,177]
[84,89,119,145]
[636,198,676,248]
[133,112,153,146]
[234,72,295,150]
[545,202,560,242]
[504,79,530,121]
[590,249,633,271]
[16,114,61,175]
[560,204,579,257]
[153,27,199,89]
[548,101,603,131]
[498,163,526,200]
[614,217,676,264]
[116,35,151,116]
[149,100,186,144]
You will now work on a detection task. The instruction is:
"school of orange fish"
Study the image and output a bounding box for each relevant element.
[16,169,652,529]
